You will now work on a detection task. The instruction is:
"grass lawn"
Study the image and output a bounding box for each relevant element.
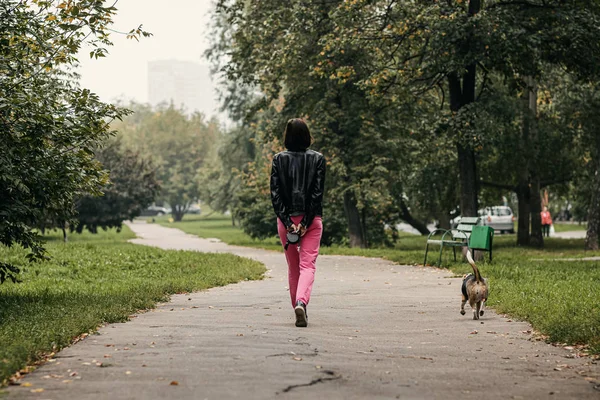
[157,212,600,354]
[553,222,588,233]
[0,226,265,386]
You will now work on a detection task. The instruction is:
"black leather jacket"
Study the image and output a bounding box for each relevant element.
[270,149,326,229]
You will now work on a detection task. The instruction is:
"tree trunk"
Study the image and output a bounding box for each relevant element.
[585,135,600,250]
[525,76,543,248]
[529,178,543,247]
[399,200,431,235]
[361,207,369,248]
[231,213,235,227]
[516,183,531,246]
[173,211,184,222]
[437,212,451,230]
[457,143,478,217]
[62,224,68,243]
[343,191,366,248]
[451,0,482,218]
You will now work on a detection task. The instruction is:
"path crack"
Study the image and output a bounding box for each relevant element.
[278,371,340,394]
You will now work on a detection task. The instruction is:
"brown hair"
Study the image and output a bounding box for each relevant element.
[283,118,312,151]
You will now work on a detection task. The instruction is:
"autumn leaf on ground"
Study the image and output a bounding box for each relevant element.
[170,381,179,386]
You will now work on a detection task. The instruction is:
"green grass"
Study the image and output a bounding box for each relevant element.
[157,213,600,354]
[553,222,588,233]
[0,226,265,385]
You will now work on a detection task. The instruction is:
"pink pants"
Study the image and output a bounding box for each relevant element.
[277,215,323,307]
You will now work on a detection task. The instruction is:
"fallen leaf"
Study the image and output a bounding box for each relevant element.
[293,357,303,361]
[62,380,72,384]
[125,371,132,375]
[123,347,130,350]
[69,372,78,377]
[170,381,179,386]
[191,306,199,309]
[470,330,478,335]
[236,334,244,337]
[30,388,44,393]
[554,367,562,371]
[22,382,33,387]
[82,362,91,366]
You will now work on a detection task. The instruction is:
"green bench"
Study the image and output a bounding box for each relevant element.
[424,217,488,266]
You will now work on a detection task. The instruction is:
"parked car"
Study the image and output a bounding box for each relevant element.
[479,206,515,233]
[451,206,515,234]
[140,205,169,217]
[186,204,202,215]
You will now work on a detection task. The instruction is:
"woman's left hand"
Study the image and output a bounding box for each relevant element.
[298,225,307,237]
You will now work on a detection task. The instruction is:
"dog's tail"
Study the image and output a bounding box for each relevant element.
[466,250,482,283]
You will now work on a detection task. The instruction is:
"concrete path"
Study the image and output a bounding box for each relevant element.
[8,221,599,399]
[553,230,587,239]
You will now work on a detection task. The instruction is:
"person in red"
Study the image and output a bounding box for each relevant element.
[541,206,552,237]
[270,119,326,328]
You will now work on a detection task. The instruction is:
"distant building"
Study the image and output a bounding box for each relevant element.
[148,60,220,118]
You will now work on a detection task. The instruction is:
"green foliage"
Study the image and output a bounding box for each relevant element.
[212,0,430,246]
[0,1,150,278]
[114,103,220,221]
[209,0,600,248]
[0,226,265,385]
[198,126,256,215]
[74,139,160,234]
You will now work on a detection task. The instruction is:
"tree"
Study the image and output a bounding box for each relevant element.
[0,1,149,281]
[75,139,159,234]
[115,103,219,222]
[212,0,427,247]
[321,0,600,246]
[198,126,256,224]
[553,81,600,250]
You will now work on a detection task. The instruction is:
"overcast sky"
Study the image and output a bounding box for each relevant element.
[77,0,219,114]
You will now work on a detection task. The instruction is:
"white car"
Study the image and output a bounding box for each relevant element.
[479,206,515,233]
[451,206,516,234]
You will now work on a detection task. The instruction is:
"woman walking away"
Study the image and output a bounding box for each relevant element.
[270,119,326,328]
[541,206,553,237]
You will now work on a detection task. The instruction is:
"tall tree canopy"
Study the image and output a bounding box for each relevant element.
[0,0,149,281]
[75,138,160,235]
[114,103,220,222]
[212,0,600,248]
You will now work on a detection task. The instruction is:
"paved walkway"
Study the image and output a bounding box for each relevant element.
[553,230,587,239]
[8,221,599,399]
